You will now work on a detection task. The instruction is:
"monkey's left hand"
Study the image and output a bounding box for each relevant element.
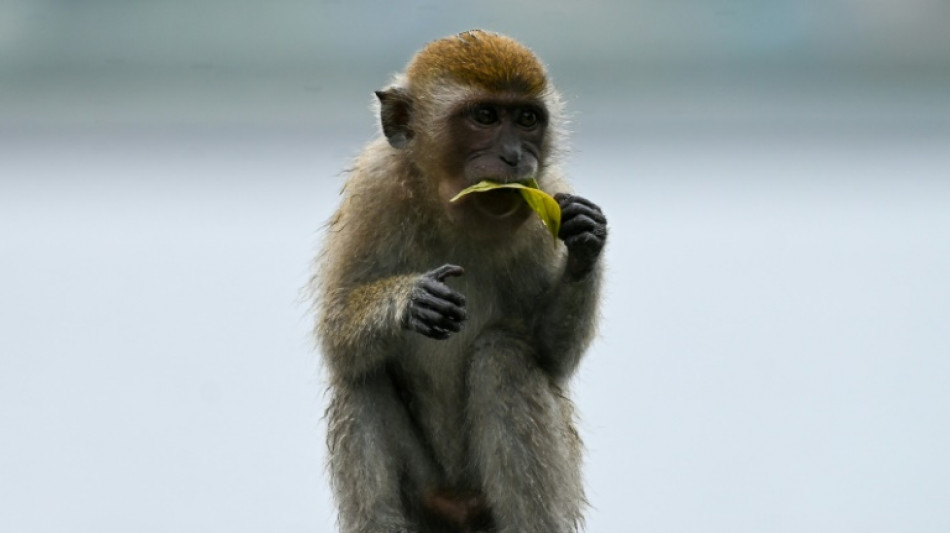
[555,193,607,281]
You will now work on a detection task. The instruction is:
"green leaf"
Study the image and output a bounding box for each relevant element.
[449,179,561,240]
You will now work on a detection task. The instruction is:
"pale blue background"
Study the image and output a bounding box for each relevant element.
[2,1,949,531]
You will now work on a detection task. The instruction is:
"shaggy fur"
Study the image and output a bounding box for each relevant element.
[310,30,602,533]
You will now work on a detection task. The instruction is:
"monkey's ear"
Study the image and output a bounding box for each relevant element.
[376,88,414,149]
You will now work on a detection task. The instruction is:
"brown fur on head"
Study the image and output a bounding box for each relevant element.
[407,30,548,95]
[377,30,565,181]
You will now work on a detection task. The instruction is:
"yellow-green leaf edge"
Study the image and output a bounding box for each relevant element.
[449,178,561,240]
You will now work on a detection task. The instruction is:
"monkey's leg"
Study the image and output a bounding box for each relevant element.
[328,369,438,533]
[465,330,586,533]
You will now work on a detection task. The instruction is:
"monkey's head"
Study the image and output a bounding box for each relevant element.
[375,30,563,238]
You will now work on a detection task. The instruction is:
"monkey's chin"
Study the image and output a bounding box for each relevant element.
[470,189,525,219]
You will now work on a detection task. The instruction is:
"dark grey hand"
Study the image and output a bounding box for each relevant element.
[555,194,607,281]
[405,264,467,340]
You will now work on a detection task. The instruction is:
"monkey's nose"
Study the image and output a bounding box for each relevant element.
[500,150,521,167]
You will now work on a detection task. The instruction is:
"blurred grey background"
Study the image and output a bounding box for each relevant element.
[2,1,949,532]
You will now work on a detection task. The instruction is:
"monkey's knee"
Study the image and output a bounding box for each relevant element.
[465,329,584,532]
[466,328,548,399]
[465,327,569,459]
[468,326,534,367]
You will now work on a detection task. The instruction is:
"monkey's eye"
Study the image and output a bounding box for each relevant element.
[516,109,540,128]
[471,105,499,126]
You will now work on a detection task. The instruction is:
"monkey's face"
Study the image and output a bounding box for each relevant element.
[376,84,551,239]
[447,99,546,184]
[437,98,547,232]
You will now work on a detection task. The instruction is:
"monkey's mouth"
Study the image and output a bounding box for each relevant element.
[470,189,524,219]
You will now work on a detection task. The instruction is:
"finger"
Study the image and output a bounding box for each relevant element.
[566,195,602,211]
[430,325,452,339]
[419,279,467,308]
[560,201,606,225]
[564,222,608,242]
[420,298,467,323]
[565,232,605,247]
[426,323,452,340]
[407,317,434,337]
[563,233,605,253]
[559,215,603,238]
[555,193,605,218]
[408,317,451,340]
[553,192,573,204]
[411,304,464,331]
[431,264,465,282]
[555,192,598,208]
[411,286,466,321]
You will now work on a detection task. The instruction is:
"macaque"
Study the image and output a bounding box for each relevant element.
[311,30,607,533]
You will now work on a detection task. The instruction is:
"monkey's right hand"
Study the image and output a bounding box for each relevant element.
[404,264,467,340]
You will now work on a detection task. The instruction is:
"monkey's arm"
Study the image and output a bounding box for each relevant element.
[534,263,603,380]
[319,263,466,382]
[318,275,418,382]
[534,193,607,380]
